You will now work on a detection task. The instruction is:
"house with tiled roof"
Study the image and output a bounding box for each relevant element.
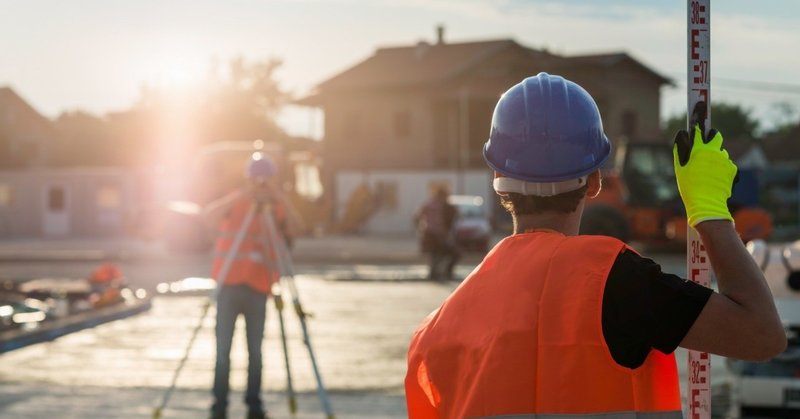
[0,87,56,168]
[0,87,139,237]
[299,28,672,233]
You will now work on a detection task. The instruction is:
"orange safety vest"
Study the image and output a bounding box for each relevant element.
[211,197,286,295]
[89,262,123,284]
[406,231,682,419]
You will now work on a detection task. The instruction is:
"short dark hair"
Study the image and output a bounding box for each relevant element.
[499,184,589,215]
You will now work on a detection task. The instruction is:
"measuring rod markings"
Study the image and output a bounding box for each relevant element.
[687,1,712,418]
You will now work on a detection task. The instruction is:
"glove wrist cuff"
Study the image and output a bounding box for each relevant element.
[687,210,734,228]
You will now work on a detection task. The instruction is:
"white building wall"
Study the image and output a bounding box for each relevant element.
[0,169,138,237]
[336,170,493,234]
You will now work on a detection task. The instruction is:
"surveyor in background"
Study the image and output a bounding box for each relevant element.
[203,152,304,419]
[414,186,459,281]
[405,73,786,418]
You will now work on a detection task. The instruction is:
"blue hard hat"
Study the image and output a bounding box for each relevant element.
[246,152,276,178]
[483,72,611,182]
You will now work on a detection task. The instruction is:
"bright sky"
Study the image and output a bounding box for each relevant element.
[2,0,799,138]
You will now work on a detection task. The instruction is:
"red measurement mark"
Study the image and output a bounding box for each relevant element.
[690,389,703,418]
[691,1,707,24]
[693,60,709,84]
[693,89,709,105]
[690,29,702,59]
[690,358,708,384]
[691,240,708,264]
[690,268,709,283]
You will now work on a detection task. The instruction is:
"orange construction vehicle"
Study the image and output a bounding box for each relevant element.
[579,140,772,246]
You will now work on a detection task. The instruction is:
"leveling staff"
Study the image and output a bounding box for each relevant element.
[405,73,786,418]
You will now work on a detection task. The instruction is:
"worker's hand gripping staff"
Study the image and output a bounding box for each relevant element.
[673,102,738,227]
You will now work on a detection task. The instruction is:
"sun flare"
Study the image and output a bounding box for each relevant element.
[153,60,203,88]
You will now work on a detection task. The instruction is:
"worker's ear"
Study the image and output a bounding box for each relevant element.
[587,170,602,199]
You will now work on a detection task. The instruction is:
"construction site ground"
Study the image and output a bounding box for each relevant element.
[0,234,715,418]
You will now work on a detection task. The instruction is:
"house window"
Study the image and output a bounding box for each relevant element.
[394,111,411,138]
[622,110,638,139]
[48,187,65,212]
[293,164,323,200]
[96,186,121,209]
[0,184,11,207]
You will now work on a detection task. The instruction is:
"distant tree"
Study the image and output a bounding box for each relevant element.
[201,56,288,143]
[133,56,288,143]
[662,102,759,141]
[47,56,290,168]
[761,101,800,138]
[107,56,290,168]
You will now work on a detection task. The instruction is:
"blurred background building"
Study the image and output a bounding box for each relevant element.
[298,28,670,233]
[0,27,798,239]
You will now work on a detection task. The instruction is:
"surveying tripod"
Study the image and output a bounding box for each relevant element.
[154,200,334,419]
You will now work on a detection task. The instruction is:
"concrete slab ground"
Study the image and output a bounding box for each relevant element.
[0,272,457,419]
[0,233,697,418]
[0,234,430,264]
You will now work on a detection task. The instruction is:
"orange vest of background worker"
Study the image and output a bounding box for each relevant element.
[211,197,286,294]
[406,234,681,418]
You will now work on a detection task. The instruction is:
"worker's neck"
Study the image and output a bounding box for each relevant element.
[513,210,582,236]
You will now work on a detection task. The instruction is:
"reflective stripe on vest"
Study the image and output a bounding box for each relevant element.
[405,232,681,418]
[216,231,266,240]
[472,412,682,419]
[213,250,268,262]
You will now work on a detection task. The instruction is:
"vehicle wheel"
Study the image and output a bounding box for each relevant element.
[580,205,631,243]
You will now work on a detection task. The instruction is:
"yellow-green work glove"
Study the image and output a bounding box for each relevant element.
[673,103,738,228]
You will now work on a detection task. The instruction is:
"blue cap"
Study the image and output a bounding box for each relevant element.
[246,153,276,178]
[483,72,611,182]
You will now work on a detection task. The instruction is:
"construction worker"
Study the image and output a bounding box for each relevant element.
[414,186,460,281]
[405,73,786,418]
[87,262,125,308]
[203,152,303,419]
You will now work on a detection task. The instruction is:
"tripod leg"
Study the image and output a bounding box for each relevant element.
[153,204,259,418]
[260,208,336,419]
[273,290,297,414]
[290,297,335,419]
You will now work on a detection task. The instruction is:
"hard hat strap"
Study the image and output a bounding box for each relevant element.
[493,176,587,197]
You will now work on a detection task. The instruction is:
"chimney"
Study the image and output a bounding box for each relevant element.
[436,24,445,45]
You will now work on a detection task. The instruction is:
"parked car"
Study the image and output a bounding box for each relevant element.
[712,300,800,418]
[0,297,48,332]
[448,195,492,253]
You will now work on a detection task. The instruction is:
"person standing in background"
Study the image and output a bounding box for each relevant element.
[415,186,460,281]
